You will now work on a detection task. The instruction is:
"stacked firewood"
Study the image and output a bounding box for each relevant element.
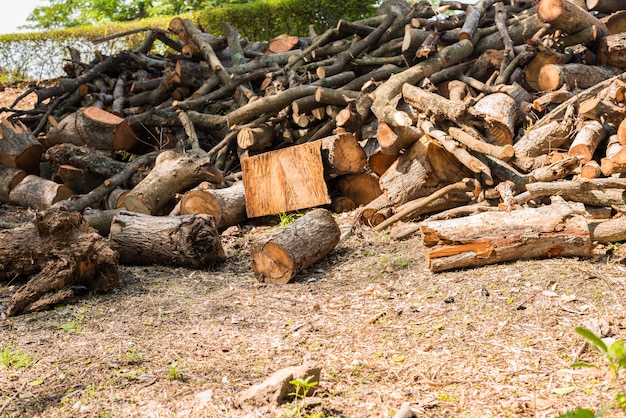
[2,0,626,308]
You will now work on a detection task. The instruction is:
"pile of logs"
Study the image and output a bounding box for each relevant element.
[2,0,626,313]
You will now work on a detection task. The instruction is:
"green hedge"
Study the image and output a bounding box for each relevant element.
[197,0,377,41]
[0,0,378,82]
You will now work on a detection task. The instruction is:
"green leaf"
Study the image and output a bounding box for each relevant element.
[557,408,596,418]
[28,379,44,386]
[570,361,600,369]
[616,392,626,410]
[607,339,625,362]
[575,327,608,352]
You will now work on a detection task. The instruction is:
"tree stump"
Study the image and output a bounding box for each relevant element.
[0,207,119,316]
[251,208,340,284]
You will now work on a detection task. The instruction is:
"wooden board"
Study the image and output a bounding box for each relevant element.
[241,141,330,218]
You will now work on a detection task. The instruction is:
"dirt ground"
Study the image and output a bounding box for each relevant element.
[1,200,626,418]
[1,83,626,418]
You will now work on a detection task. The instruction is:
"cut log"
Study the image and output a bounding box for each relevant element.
[447,126,515,161]
[537,0,610,38]
[581,160,602,179]
[568,120,607,164]
[121,149,223,215]
[598,32,626,70]
[618,119,626,145]
[578,97,626,126]
[9,175,73,210]
[237,124,275,152]
[250,208,340,284]
[587,0,624,14]
[335,171,382,207]
[179,181,247,230]
[589,216,626,244]
[537,64,623,91]
[319,132,367,176]
[0,207,119,316]
[45,106,138,150]
[0,165,26,203]
[376,122,423,155]
[241,141,330,218]
[109,210,225,267]
[420,201,593,272]
[526,181,626,207]
[0,118,43,175]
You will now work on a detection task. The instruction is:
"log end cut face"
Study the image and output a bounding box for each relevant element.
[251,242,296,284]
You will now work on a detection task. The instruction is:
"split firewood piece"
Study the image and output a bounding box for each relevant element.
[9,175,73,210]
[0,118,43,175]
[237,123,275,153]
[447,126,514,161]
[376,122,423,155]
[109,210,225,268]
[537,0,610,37]
[420,201,593,273]
[538,64,623,91]
[578,97,625,126]
[472,92,518,146]
[598,33,626,70]
[179,181,247,231]
[513,105,576,171]
[319,132,367,176]
[0,166,26,203]
[422,120,492,184]
[121,149,223,215]
[45,106,138,150]
[317,13,397,79]
[568,120,608,164]
[371,39,474,128]
[526,181,626,208]
[1,207,119,316]
[241,140,330,218]
[250,208,340,284]
[367,149,398,176]
[374,178,476,231]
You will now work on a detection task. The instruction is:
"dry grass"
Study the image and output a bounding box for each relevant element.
[1,205,626,418]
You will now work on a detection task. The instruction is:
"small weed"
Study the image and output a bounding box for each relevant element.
[278,211,303,227]
[121,348,143,365]
[280,375,319,417]
[1,345,34,369]
[558,327,626,417]
[59,321,83,333]
[167,360,187,381]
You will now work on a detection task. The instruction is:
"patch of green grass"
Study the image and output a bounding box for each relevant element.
[278,211,303,227]
[1,345,34,369]
[167,360,187,381]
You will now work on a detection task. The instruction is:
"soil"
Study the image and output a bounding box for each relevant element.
[1,86,626,418]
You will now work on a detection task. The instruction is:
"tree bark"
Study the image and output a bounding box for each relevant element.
[9,175,73,210]
[0,119,43,175]
[179,180,247,230]
[250,208,340,284]
[421,201,593,272]
[1,207,119,316]
[109,210,225,268]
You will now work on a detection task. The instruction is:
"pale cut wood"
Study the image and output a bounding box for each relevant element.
[0,165,26,203]
[589,216,626,244]
[538,64,623,91]
[335,171,382,207]
[367,149,398,177]
[420,202,593,272]
[376,122,423,155]
[319,132,367,176]
[9,175,73,210]
[604,10,626,35]
[524,51,568,92]
[402,83,467,121]
[45,106,138,150]
[587,0,624,14]
[472,92,518,145]
[241,141,330,218]
[0,119,43,175]
[578,97,626,126]
[358,193,393,227]
[538,0,609,37]
[109,210,225,268]
[447,126,515,161]
[581,160,602,179]
[179,181,247,230]
[568,120,607,164]
[237,124,274,152]
[122,149,223,215]
[526,181,626,207]
[250,208,340,284]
